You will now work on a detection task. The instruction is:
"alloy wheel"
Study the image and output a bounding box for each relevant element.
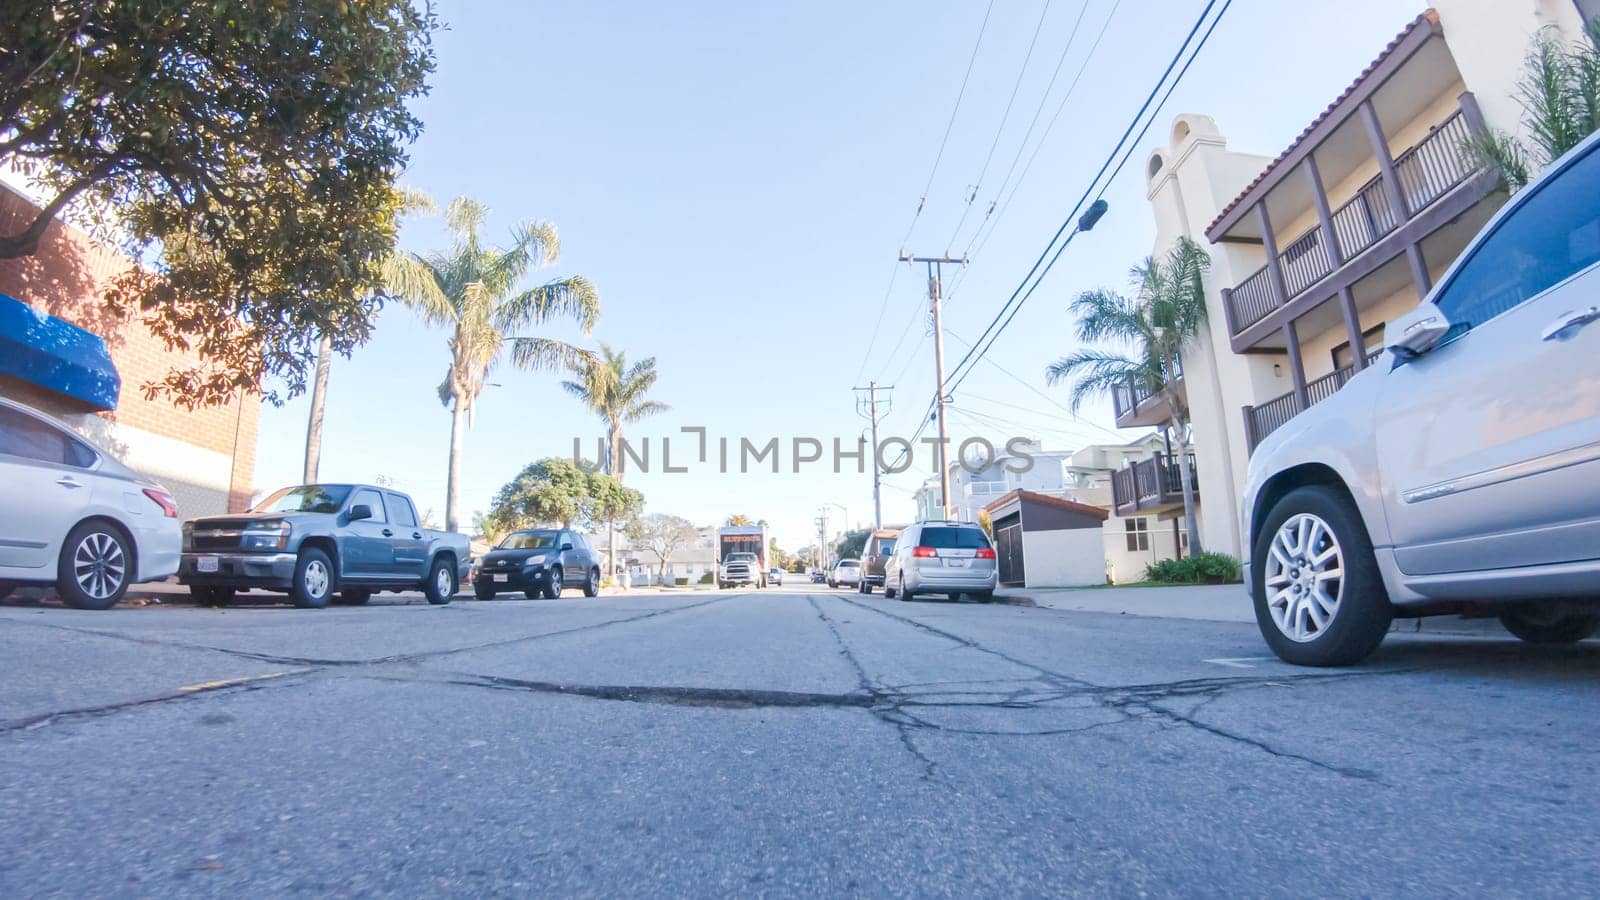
[73,532,126,601]
[304,559,330,598]
[1264,512,1344,642]
[436,565,452,597]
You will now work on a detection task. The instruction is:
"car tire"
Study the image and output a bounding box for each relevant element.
[0,580,14,602]
[583,567,600,598]
[338,589,372,606]
[883,580,897,599]
[475,585,497,601]
[898,575,914,602]
[1252,485,1391,667]
[423,557,455,605]
[56,520,133,610]
[543,567,563,600]
[1499,607,1599,644]
[290,548,335,609]
[975,591,995,604]
[858,581,870,595]
[948,592,962,602]
[192,585,237,607]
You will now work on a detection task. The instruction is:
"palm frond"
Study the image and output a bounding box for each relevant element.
[623,399,670,422]
[559,380,591,402]
[495,276,601,333]
[1044,349,1150,414]
[1464,129,1533,191]
[381,252,454,324]
[510,337,594,373]
[1069,287,1148,346]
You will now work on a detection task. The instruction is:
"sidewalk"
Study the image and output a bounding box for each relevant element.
[1000,583,1505,637]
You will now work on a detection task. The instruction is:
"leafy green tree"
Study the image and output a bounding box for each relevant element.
[0,1,438,406]
[589,476,644,571]
[1468,22,1600,192]
[1046,236,1209,552]
[626,513,699,583]
[834,529,870,562]
[383,197,600,531]
[487,458,640,536]
[561,343,668,572]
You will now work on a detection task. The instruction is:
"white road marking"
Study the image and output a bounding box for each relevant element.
[1202,657,1277,669]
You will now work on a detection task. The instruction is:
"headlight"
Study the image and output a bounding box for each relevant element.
[242,520,291,551]
[523,554,549,567]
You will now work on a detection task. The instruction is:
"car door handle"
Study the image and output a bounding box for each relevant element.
[412,532,422,540]
[56,476,82,489]
[381,528,393,537]
[1542,305,1600,340]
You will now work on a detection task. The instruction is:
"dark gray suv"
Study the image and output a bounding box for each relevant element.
[473,529,602,600]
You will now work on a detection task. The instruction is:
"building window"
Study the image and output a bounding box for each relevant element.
[1331,323,1385,371]
[1124,518,1150,552]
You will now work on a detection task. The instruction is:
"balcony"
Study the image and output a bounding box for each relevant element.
[1111,453,1198,516]
[1225,110,1479,334]
[1110,358,1184,429]
[1244,349,1382,451]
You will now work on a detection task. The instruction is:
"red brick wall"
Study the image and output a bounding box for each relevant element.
[0,183,260,511]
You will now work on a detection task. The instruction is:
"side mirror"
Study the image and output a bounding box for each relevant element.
[348,504,373,522]
[1387,302,1452,360]
[560,542,574,552]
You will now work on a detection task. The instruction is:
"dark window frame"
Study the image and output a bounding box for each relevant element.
[1331,323,1386,371]
[350,488,388,524]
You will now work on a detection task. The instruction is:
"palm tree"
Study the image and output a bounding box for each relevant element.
[302,188,437,482]
[1468,21,1600,192]
[561,343,669,575]
[1046,236,1209,553]
[383,196,600,532]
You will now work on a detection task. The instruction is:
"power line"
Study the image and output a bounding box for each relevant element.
[944,329,1125,441]
[946,0,1230,396]
[945,0,1055,252]
[907,0,998,248]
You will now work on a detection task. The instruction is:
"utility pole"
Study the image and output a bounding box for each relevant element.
[898,253,966,519]
[853,382,893,531]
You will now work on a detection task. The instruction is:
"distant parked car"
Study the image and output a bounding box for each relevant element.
[829,559,862,589]
[0,397,181,609]
[179,484,469,608]
[883,521,997,602]
[474,528,601,600]
[859,528,900,595]
[1244,129,1600,666]
[767,567,784,586]
[810,570,827,584]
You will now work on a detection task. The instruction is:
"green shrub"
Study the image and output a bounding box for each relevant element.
[697,571,714,585]
[675,576,690,587]
[1144,552,1242,584]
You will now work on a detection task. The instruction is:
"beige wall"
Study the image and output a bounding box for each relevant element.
[1434,0,1589,145]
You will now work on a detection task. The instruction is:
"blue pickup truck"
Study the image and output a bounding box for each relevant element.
[178,484,471,608]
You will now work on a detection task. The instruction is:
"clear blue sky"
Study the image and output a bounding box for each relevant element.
[252,0,1424,553]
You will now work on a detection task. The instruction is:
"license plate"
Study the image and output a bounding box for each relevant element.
[493,574,509,582]
[196,556,219,573]
[946,558,968,568]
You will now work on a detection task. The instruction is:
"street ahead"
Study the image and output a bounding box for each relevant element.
[2,585,1597,897]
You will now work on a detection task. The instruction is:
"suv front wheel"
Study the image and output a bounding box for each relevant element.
[1252,485,1391,666]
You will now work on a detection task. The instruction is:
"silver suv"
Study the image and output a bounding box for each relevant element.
[883,521,998,603]
[1244,131,1600,666]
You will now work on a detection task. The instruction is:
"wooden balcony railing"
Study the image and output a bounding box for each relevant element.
[1110,357,1184,422]
[1111,453,1199,513]
[1245,350,1382,451]
[1226,110,1478,336]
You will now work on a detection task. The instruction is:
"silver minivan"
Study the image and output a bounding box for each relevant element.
[1243,130,1600,666]
[883,521,998,602]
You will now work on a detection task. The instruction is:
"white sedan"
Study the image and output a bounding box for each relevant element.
[0,398,181,608]
[829,559,862,588]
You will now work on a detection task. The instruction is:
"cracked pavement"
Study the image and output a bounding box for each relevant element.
[2,585,1597,896]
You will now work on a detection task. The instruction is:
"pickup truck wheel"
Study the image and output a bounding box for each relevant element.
[582,567,600,597]
[58,522,133,610]
[1252,485,1390,667]
[423,558,455,605]
[1499,607,1599,644]
[337,589,372,606]
[191,586,236,607]
[290,548,335,609]
[543,566,563,599]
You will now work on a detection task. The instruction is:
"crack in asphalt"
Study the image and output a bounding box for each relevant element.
[0,669,319,735]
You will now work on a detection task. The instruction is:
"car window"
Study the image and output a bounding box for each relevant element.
[917,526,992,549]
[500,531,559,550]
[256,485,352,514]
[1433,144,1600,335]
[0,406,81,466]
[351,488,387,524]
[875,538,896,556]
[388,493,418,527]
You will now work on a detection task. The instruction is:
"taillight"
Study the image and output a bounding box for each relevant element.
[912,546,938,558]
[975,548,996,559]
[143,488,178,518]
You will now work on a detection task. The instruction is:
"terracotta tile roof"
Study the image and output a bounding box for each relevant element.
[983,489,1110,521]
[1204,9,1441,239]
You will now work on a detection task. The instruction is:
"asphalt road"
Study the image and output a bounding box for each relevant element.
[2,584,1597,897]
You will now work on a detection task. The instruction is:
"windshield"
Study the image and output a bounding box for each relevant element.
[838,560,860,569]
[500,531,559,550]
[253,485,351,514]
[727,553,757,562]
